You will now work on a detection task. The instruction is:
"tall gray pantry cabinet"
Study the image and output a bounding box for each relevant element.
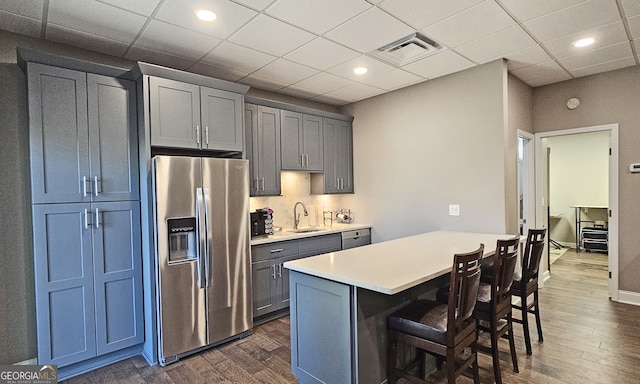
[27,63,143,375]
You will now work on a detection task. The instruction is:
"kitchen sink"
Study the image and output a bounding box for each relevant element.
[287,228,323,233]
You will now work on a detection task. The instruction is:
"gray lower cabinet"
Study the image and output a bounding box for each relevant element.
[149,77,244,152]
[280,110,323,171]
[312,118,354,194]
[251,234,342,319]
[32,201,143,367]
[245,104,281,196]
[27,63,139,204]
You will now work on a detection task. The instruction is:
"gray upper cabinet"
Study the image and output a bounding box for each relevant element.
[28,63,139,204]
[245,104,281,196]
[280,110,323,171]
[312,118,354,194]
[149,77,244,152]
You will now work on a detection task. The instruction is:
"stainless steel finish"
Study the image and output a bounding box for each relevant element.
[83,176,88,197]
[336,178,339,189]
[341,228,371,249]
[154,155,251,365]
[254,178,259,192]
[84,208,89,229]
[272,264,276,279]
[205,126,209,145]
[293,201,308,229]
[196,125,200,144]
[261,177,265,191]
[270,248,284,253]
[305,153,309,168]
[94,208,100,229]
[94,176,99,197]
[278,263,282,278]
[301,154,304,167]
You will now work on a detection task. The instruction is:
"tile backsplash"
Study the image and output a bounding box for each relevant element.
[250,171,348,230]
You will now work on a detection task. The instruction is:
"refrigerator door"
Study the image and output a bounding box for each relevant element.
[154,156,207,362]
[202,158,252,344]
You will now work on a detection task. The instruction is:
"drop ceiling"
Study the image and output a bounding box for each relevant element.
[1,0,639,106]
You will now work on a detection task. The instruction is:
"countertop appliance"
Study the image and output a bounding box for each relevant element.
[250,208,273,238]
[341,228,371,249]
[153,155,252,366]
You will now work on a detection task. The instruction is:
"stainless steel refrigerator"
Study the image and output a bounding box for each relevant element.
[152,155,252,365]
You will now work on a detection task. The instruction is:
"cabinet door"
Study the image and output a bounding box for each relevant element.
[149,77,200,149]
[276,254,299,310]
[32,203,96,367]
[93,201,144,355]
[201,87,244,152]
[337,120,354,193]
[252,260,278,317]
[280,110,303,170]
[322,118,339,194]
[244,104,259,196]
[87,75,139,202]
[302,114,323,171]
[28,63,89,204]
[257,106,282,196]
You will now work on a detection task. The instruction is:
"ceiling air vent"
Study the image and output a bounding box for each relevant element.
[369,33,442,66]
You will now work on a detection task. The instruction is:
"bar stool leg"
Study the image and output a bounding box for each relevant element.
[520,294,532,355]
[534,290,544,342]
[471,340,480,384]
[508,313,519,373]
[490,321,503,384]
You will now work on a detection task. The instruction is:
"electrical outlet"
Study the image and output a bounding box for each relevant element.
[449,204,460,216]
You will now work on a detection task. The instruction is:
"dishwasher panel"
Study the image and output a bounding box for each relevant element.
[341,228,371,249]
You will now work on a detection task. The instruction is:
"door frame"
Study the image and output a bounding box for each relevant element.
[534,123,619,301]
[518,130,535,237]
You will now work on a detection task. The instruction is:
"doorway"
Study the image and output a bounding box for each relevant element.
[535,124,619,300]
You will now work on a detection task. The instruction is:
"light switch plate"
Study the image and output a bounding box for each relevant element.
[449,204,460,216]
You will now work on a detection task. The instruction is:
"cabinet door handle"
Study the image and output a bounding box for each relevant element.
[84,208,90,229]
[270,248,283,253]
[254,178,259,192]
[336,178,339,189]
[305,154,309,168]
[341,178,344,190]
[95,208,100,229]
[301,154,304,167]
[278,263,282,278]
[261,177,265,191]
[205,126,209,145]
[196,125,200,144]
[83,176,88,197]
[94,176,99,197]
[272,264,277,279]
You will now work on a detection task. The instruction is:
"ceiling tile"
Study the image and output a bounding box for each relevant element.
[324,7,415,53]
[188,62,247,81]
[621,0,640,17]
[510,60,569,82]
[402,50,474,79]
[629,15,640,39]
[542,21,628,58]
[136,20,222,60]
[228,14,315,56]
[125,45,196,70]
[231,0,274,11]
[569,56,636,78]
[294,72,355,94]
[98,0,161,16]
[201,41,276,73]
[0,10,41,37]
[559,42,633,70]
[0,0,44,19]
[498,0,587,22]
[266,0,370,35]
[46,24,129,57]
[251,58,319,84]
[325,82,384,101]
[48,0,147,43]
[503,45,552,71]
[423,1,516,48]
[379,0,483,29]
[326,55,395,81]
[238,74,288,91]
[284,38,360,70]
[524,71,572,87]
[523,0,621,42]
[359,68,424,90]
[154,0,257,39]
[456,25,536,63]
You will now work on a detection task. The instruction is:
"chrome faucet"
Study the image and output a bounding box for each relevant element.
[293,201,308,229]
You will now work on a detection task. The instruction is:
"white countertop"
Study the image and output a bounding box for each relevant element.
[284,230,518,295]
[250,223,372,245]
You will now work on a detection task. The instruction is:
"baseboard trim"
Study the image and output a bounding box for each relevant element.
[541,270,550,286]
[14,358,38,365]
[617,290,640,306]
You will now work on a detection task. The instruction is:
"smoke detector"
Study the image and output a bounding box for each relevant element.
[369,33,443,66]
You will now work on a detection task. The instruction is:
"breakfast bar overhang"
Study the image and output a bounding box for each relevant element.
[284,230,518,384]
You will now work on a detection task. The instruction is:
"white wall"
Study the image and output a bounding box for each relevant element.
[341,60,511,242]
[545,131,609,245]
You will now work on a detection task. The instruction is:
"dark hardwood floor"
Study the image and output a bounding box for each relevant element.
[64,249,640,383]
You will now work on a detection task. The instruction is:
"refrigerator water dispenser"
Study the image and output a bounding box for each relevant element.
[167,217,197,262]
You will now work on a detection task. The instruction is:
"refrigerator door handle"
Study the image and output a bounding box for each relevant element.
[203,187,213,288]
[196,187,206,289]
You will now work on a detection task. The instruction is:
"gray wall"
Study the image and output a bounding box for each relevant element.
[533,65,640,293]
[341,60,512,242]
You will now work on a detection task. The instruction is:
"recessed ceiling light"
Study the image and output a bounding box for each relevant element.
[573,37,595,48]
[196,9,217,22]
[353,67,368,75]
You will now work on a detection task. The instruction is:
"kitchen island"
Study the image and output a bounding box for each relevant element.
[284,230,517,384]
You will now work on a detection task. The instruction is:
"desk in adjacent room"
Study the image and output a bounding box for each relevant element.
[284,230,518,384]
